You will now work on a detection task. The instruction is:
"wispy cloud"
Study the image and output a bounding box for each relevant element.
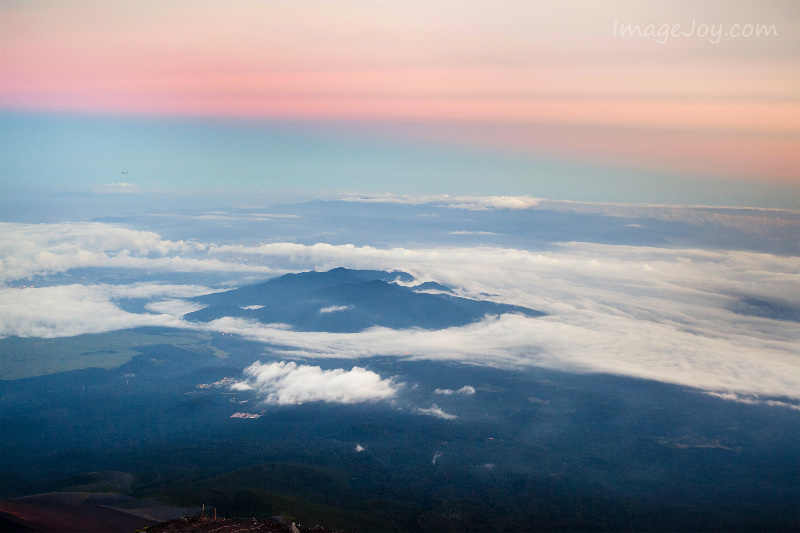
[435,386,476,396]
[415,404,457,420]
[233,361,399,405]
[144,212,301,221]
[144,299,206,316]
[338,194,800,252]
[93,182,138,194]
[704,392,800,411]
[319,305,353,314]
[340,193,541,210]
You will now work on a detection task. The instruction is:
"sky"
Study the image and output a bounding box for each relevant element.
[1,0,798,208]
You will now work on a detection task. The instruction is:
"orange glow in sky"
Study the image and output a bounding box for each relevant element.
[1,1,798,184]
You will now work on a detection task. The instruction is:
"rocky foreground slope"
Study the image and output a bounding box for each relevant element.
[140,515,348,533]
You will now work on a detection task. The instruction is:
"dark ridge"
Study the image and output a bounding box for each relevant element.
[195,267,414,307]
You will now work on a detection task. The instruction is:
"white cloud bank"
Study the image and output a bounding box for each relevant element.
[195,240,800,403]
[2,222,798,406]
[0,283,209,338]
[0,222,275,283]
[232,361,399,405]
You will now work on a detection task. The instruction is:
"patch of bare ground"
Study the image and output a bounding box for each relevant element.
[139,515,349,533]
[0,494,156,533]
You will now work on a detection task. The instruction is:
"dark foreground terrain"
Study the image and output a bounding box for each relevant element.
[142,515,347,533]
[2,330,797,532]
[0,491,345,533]
[0,492,157,533]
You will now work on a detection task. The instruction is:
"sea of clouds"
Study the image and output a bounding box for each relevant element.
[1,213,798,407]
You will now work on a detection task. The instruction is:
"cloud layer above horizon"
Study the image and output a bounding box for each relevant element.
[1,216,798,406]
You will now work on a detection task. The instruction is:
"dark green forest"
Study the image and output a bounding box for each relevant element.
[1,328,797,532]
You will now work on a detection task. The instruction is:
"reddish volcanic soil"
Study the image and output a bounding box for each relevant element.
[0,494,156,532]
[0,493,348,533]
[142,516,348,533]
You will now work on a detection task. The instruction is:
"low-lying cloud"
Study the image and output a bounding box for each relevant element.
[319,305,353,314]
[144,299,206,317]
[93,182,138,194]
[0,283,209,338]
[415,404,457,420]
[0,222,275,283]
[435,386,476,396]
[145,212,300,221]
[233,361,399,405]
[340,193,541,210]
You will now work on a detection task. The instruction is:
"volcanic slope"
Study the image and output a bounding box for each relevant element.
[186,267,543,332]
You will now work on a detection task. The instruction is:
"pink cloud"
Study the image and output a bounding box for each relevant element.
[1,1,797,183]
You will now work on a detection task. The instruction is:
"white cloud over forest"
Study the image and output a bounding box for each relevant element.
[319,305,353,314]
[233,361,399,405]
[415,404,457,420]
[435,386,476,396]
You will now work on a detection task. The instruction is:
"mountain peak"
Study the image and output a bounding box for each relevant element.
[188,268,543,332]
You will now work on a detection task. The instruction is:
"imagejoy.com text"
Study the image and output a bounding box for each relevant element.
[613,19,778,45]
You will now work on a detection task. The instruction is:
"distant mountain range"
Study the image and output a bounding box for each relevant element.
[187,267,544,332]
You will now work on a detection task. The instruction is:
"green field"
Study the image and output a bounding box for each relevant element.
[0,330,226,380]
